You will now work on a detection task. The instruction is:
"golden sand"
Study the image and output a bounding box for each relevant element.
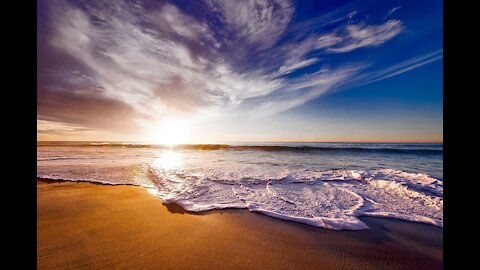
[38,180,442,269]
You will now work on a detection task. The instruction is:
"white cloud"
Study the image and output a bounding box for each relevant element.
[278,58,320,74]
[270,20,402,77]
[148,4,204,39]
[316,34,343,49]
[388,6,402,16]
[366,50,443,83]
[241,65,362,116]
[270,36,321,76]
[48,0,288,121]
[41,0,409,135]
[328,20,403,53]
[207,0,294,48]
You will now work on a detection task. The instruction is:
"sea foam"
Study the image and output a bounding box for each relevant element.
[146,165,443,230]
[37,144,443,230]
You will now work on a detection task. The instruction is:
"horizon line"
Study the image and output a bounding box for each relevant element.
[37,140,443,144]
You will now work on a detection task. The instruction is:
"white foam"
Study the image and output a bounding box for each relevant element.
[146,164,443,230]
[37,147,443,230]
[233,182,369,230]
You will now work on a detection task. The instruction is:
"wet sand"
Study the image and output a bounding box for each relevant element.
[37,179,443,269]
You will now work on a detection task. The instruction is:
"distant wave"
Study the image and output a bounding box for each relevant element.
[221,145,442,155]
[37,157,103,161]
[37,142,442,155]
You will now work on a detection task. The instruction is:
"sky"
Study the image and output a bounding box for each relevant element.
[37,0,443,143]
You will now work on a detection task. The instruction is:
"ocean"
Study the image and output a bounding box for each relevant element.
[37,142,443,230]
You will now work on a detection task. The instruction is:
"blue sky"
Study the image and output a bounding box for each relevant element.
[37,0,443,142]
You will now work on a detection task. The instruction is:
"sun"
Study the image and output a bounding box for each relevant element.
[151,119,188,146]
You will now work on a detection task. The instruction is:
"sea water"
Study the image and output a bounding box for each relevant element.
[37,142,443,230]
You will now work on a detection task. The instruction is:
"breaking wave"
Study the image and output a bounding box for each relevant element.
[37,143,443,230]
[37,142,442,155]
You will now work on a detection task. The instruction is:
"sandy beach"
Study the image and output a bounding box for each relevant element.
[37,179,443,269]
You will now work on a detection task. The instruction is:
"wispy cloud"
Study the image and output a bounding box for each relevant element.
[206,0,294,49]
[239,65,363,116]
[327,20,403,53]
[265,19,403,78]
[386,6,402,19]
[38,0,423,139]
[366,50,443,83]
[278,58,320,75]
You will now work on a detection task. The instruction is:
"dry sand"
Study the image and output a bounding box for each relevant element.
[37,179,443,269]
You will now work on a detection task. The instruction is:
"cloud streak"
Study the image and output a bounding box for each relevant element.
[367,50,443,84]
[327,20,403,53]
[37,0,420,140]
[207,0,294,49]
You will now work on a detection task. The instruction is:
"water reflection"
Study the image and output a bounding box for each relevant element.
[154,150,183,170]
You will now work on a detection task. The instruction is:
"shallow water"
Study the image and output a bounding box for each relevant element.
[37,142,443,230]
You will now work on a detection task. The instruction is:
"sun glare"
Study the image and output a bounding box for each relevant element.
[151,119,189,146]
[155,151,183,170]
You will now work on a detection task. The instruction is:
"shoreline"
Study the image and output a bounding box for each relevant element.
[38,179,443,269]
[36,177,443,229]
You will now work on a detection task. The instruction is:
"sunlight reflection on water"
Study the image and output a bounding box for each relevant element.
[154,150,183,170]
